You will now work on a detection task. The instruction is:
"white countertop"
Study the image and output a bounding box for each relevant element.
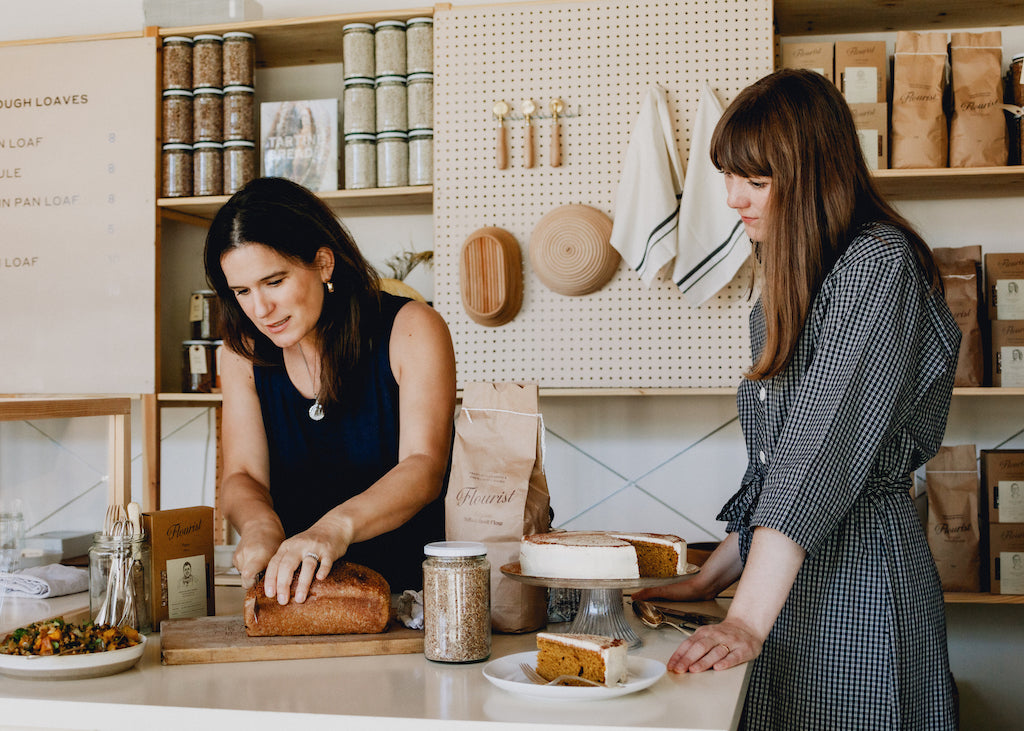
[0,588,749,731]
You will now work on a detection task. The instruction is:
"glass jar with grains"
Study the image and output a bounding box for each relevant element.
[193,87,225,142]
[223,85,255,141]
[342,22,375,80]
[192,34,223,89]
[374,20,407,77]
[376,131,409,188]
[193,141,223,197]
[162,143,193,197]
[344,133,377,189]
[405,17,433,74]
[222,31,255,87]
[162,89,194,144]
[343,77,376,134]
[375,75,408,133]
[224,140,256,194]
[162,36,193,90]
[408,129,433,186]
[407,72,433,131]
[422,541,491,663]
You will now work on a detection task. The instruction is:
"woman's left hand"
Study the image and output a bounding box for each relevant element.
[665,618,762,673]
[262,519,353,604]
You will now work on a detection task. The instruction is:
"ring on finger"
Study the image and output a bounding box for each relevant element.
[303,552,321,563]
[718,644,731,654]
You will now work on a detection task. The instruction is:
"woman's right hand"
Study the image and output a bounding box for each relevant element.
[233,521,285,589]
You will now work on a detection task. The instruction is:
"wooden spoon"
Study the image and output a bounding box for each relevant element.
[493,101,510,170]
[550,98,564,167]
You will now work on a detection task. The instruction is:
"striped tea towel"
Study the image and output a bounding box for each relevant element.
[609,84,684,285]
[672,81,750,306]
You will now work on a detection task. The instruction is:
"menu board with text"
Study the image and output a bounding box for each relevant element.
[0,37,156,393]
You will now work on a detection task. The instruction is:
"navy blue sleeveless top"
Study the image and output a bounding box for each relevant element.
[253,292,443,591]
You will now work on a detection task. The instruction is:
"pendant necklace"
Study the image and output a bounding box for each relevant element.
[298,342,325,421]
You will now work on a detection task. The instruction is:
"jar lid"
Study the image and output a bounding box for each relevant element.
[345,133,377,141]
[409,128,434,138]
[163,36,193,44]
[376,75,407,85]
[343,22,375,32]
[193,141,224,149]
[224,85,255,94]
[162,143,193,151]
[407,17,434,25]
[163,89,194,97]
[375,20,407,29]
[224,140,256,147]
[194,86,225,95]
[193,34,224,42]
[424,541,487,557]
[223,31,255,40]
[213,339,225,345]
[183,339,216,345]
[344,76,375,87]
[1013,53,1024,62]
[376,131,409,140]
[408,72,434,82]
[191,289,216,294]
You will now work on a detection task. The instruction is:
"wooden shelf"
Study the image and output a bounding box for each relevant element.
[944,592,1024,605]
[157,7,434,68]
[0,396,131,421]
[775,0,1023,36]
[873,166,1024,200]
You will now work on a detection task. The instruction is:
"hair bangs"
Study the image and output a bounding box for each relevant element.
[710,97,773,179]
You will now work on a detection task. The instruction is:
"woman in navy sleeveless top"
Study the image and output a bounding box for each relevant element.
[204,177,455,604]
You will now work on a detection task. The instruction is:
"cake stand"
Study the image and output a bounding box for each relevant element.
[501,562,699,650]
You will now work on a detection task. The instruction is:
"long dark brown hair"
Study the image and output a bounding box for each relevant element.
[204,177,381,407]
[710,68,941,380]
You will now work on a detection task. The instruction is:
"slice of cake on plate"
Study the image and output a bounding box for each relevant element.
[535,632,628,687]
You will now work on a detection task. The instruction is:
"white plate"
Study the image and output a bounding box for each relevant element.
[483,650,665,701]
[0,634,146,681]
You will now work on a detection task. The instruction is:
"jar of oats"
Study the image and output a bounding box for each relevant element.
[223,85,255,141]
[193,141,224,196]
[406,17,433,74]
[192,34,224,89]
[409,129,433,185]
[423,541,491,663]
[342,22,375,80]
[344,133,377,189]
[163,89,194,143]
[222,31,255,86]
[407,72,433,131]
[374,20,406,77]
[193,86,224,142]
[376,131,409,187]
[162,36,193,90]
[224,140,256,194]
[343,77,376,134]
[375,75,407,133]
[162,143,193,197]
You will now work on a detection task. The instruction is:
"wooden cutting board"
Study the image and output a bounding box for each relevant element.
[159,615,424,665]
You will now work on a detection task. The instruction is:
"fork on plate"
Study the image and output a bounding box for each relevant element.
[518,663,610,687]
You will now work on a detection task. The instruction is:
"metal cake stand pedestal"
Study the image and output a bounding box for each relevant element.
[501,562,699,650]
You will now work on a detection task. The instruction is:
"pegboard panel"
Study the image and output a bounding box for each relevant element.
[433,0,773,388]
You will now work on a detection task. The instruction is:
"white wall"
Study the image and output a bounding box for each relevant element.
[1,3,1022,729]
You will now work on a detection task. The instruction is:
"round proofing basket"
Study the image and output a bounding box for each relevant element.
[459,226,523,327]
[528,204,619,296]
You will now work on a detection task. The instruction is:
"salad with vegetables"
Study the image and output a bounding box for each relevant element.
[0,618,141,656]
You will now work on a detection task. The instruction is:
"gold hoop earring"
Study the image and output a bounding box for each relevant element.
[326,281,334,293]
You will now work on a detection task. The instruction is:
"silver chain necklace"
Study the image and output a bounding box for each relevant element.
[297,341,325,421]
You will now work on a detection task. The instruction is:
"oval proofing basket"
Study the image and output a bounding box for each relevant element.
[459,226,524,326]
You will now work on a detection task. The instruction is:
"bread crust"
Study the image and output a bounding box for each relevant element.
[243,561,391,636]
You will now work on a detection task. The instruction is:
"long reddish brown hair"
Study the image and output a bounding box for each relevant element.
[710,69,941,380]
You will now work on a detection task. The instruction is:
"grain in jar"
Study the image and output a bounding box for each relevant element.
[374,20,406,77]
[189,289,221,340]
[162,89,193,143]
[406,17,433,74]
[344,133,376,189]
[222,31,255,87]
[376,131,409,187]
[162,36,193,90]
[409,129,433,185]
[182,339,217,393]
[422,541,491,663]
[193,87,224,142]
[224,140,256,194]
[343,77,376,134]
[193,141,224,196]
[407,72,433,131]
[375,75,407,133]
[192,34,223,89]
[223,85,255,141]
[162,143,193,197]
[342,22,375,80]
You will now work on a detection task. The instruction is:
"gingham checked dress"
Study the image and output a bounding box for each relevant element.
[719,222,961,730]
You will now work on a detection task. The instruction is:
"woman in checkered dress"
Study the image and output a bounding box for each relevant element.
[633,69,960,729]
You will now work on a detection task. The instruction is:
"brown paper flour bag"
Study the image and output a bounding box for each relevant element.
[933,246,984,386]
[892,31,949,168]
[926,444,981,592]
[445,382,551,632]
[950,31,1007,167]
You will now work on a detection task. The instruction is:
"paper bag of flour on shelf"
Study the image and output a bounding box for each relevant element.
[926,445,981,592]
[445,382,551,632]
[932,246,984,387]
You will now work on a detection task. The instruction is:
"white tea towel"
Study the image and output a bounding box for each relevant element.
[672,81,750,306]
[396,589,424,629]
[0,564,88,598]
[609,84,684,285]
